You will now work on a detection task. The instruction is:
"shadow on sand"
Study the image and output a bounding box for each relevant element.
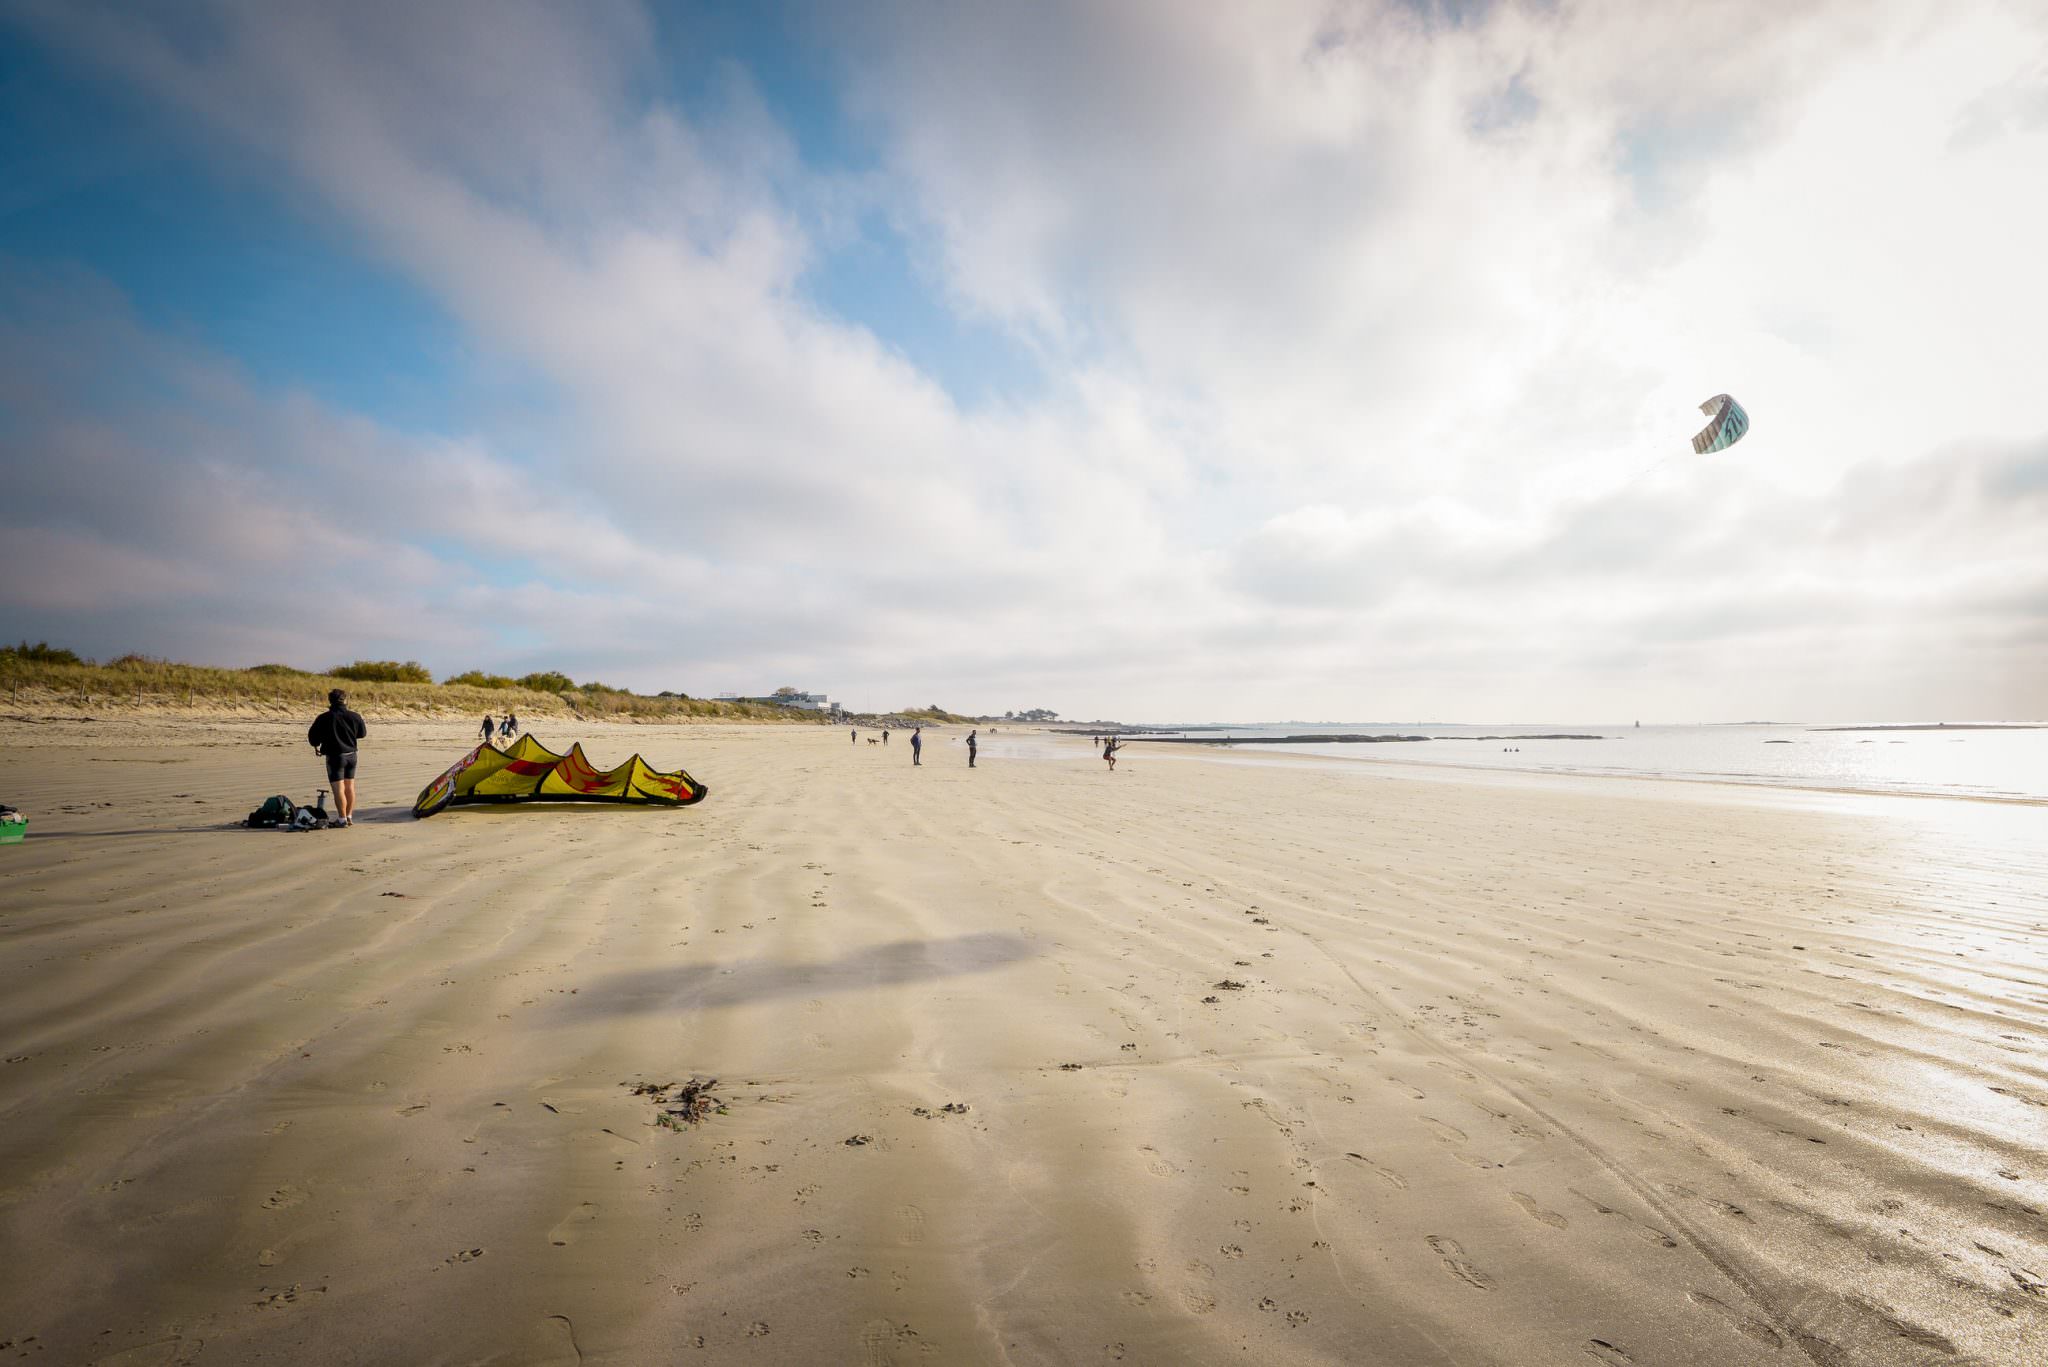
[556,932,1035,1016]
[25,826,228,840]
[23,800,698,837]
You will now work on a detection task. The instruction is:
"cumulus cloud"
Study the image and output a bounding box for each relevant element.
[1,0,2044,718]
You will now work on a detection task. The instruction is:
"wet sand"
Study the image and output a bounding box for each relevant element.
[0,716,2043,1364]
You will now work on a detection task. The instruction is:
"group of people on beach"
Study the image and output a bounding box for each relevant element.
[842,725,1119,773]
[853,725,928,765]
[307,700,1121,829]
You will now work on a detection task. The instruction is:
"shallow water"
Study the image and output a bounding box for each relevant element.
[1119,722,2048,804]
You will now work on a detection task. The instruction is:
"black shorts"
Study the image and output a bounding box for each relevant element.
[325,751,359,782]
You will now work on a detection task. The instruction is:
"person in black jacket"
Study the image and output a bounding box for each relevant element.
[308,688,368,826]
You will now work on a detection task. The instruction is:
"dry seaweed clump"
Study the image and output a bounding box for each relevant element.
[626,1077,724,1129]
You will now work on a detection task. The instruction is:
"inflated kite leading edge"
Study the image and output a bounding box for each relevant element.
[413,735,707,817]
[1691,393,1750,455]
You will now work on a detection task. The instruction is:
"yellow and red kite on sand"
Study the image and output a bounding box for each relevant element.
[412,735,707,818]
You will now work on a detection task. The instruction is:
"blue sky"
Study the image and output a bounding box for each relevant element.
[0,5,1038,426]
[1,1,2044,720]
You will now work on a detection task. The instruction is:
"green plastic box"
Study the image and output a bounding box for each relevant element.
[0,818,25,845]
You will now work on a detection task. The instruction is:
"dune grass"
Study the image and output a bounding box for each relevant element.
[0,651,821,723]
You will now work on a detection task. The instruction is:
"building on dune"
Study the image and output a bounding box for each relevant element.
[719,689,838,713]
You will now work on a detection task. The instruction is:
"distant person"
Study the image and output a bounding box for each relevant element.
[966,729,977,768]
[309,688,367,827]
[498,714,514,742]
[1104,737,1120,772]
[480,714,495,744]
[851,728,858,745]
[882,728,889,746]
[911,726,922,766]
[505,710,519,737]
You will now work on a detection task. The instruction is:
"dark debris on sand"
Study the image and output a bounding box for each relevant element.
[625,1076,725,1129]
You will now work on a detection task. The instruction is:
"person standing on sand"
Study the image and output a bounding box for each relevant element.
[911,727,922,765]
[505,710,518,738]
[882,728,889,746]
[851,727,858,745]
[1104,737,1120,771]
[966,729,977,768]
[480,714,495,744]
[309,688,367,826]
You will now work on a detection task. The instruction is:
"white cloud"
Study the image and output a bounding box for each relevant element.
[2,0,2045,718]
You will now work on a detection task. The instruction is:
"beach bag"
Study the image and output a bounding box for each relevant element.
[246,795,296,828]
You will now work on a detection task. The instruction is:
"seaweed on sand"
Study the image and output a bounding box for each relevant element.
[625,1076,724,1129]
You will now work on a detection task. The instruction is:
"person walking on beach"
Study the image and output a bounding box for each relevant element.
[309,688,367,827]
[1104,736,1121,772]
[911,726,922,766]
[966,729,977,768]
[498,714,514,742]
[851,727,858,745]
[505,710,518,738]
[882,728,889,746]
[479,714,495,744]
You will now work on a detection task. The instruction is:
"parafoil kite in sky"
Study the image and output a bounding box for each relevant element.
[1691,393,1750,455]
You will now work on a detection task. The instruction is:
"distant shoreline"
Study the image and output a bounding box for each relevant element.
[1116,733,1604,746]
[1808,723,2047,732]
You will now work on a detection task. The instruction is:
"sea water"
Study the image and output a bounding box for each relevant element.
[1141,722,2048,804]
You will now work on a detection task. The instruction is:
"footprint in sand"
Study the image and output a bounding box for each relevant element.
[1140,1147,1177,1178]
[1420,1117,1467,1144]
[1686,1291,1783,1348]
[261,1186,306,1211]
[1510,1192,1568,1229]
[549,1203,598,1246]
[87,1335,186,1365]
[1345,1153,1407,1189]
[1568,1189,1677,1248]
[858,1319,922,1366]
[1425,1234,1492,1290]
[589,1128,640,1157]
[1179,1287,1217,1315]
[1584,1340,1634,1364]
[895,1204,926,1245]
[512,1314,581,1365]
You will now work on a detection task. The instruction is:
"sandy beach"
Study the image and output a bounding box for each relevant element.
[1,715,2043,1365]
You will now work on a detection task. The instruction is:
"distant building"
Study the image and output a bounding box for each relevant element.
[731,690,836,712]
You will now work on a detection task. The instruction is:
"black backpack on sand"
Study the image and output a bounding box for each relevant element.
[246,795,296,828]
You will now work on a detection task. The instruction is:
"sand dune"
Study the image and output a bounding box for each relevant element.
[1,717,2043,1364]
